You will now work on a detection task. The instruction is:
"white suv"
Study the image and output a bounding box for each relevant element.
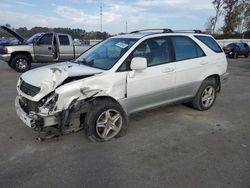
[15,29,229,141]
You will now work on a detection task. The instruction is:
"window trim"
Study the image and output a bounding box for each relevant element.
[169,35,206,62]
[117,36,173,72]
[194,35,223,53]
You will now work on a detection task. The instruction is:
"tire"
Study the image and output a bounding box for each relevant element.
[233,51,239,59]
[191,78,217,111]
[245,53,249,58]
[10,55,31,72]
[84,98,128,142]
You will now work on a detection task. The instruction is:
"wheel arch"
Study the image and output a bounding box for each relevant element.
[204,74,221,92]
[10,51,33,63]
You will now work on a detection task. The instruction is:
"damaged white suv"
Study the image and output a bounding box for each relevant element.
[15,29,229,141]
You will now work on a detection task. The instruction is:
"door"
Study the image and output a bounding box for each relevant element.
[58,34,74,61]
[125,37,176,113]
[171,36,207,99]
[34,33,54,62]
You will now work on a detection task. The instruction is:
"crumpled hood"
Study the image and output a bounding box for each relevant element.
[20,62,104,100]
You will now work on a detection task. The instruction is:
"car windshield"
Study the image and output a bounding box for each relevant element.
[74,38,138,70]
[26,33,44,44]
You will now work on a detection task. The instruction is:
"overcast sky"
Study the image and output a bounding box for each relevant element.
[0,0,216,34]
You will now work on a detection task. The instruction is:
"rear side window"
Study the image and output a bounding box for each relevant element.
[171,36,205,61]
[243,43,249,48]
[59,35,70,45]
[195,35,223,53]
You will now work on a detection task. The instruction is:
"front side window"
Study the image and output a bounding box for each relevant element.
[171,36,205,61]
[59,35,70,45]
[118,37,170,71]
[74,38,138,70]
[39,34,53,45]
[195,35,223,53]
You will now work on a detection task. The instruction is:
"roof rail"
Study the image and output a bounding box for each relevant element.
[130,29,173,34]
[173,30,203,33]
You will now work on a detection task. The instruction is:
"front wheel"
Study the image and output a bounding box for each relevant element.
[191,79,217,111]
[84,98,128,142]
[10,55,31,72]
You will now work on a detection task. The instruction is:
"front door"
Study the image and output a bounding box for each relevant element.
[125,37,176,113]
[34,33,54,62]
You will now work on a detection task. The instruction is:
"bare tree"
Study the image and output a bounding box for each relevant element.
[211,0,225,33]
[222,0,239,34]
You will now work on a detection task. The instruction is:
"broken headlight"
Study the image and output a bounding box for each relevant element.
[43,93,59,111]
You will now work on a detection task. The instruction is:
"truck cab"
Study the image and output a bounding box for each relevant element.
[0,26,89,72]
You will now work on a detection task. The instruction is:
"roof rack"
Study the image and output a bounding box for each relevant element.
[130,29,173,34]
[173,30,203,33]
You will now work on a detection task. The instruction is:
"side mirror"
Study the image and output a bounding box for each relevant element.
[130,57,147,70]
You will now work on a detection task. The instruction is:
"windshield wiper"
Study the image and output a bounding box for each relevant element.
[75,58,94,67]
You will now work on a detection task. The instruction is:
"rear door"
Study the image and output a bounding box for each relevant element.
[33,33,54,62]
[58,34,74,61]
[125,36,176,113]
[171,36,207,99]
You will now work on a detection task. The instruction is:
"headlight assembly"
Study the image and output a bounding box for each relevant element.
[43,93,59,111]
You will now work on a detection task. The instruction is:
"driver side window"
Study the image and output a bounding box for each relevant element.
[118,37,170,71]
[39,34,53,45]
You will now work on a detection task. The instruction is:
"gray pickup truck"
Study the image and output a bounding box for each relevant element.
[0,26,90,72]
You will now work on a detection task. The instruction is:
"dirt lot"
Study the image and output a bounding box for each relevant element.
[0,58,249,188]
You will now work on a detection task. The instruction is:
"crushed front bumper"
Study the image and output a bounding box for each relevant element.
[0,54,11,62]
[15,96,58,128]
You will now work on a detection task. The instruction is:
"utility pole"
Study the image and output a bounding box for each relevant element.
[100,0,102,32]
[126,21,128,33]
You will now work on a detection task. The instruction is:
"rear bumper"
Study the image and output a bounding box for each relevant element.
[0,54,11,62]
[220,72,229,84]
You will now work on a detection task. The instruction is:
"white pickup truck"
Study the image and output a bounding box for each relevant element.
[0,26,90,72]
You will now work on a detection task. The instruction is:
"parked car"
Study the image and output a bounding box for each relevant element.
[223,42,249,58]
[0,26,90,72]
[15,29,229,142]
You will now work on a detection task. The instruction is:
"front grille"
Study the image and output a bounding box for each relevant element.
[19,97,39,113]
[20,79,40,97]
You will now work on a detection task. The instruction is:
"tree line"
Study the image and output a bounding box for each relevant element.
[206,0,250,37]
[0,24,110,40]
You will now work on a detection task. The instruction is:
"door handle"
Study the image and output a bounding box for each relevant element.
[200,61,208,65]
[162,67,175,73]
[48,47,52,50]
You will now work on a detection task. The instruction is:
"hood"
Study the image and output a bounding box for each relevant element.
[0,26,25,43]
[20,62,104,100]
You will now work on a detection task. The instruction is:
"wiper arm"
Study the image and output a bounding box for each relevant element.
[75,58,87,65]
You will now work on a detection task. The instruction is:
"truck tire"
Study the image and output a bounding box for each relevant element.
[11,55,31,72]
[84,98,128,142]
[191,78,217,111]
[245,53,249,58]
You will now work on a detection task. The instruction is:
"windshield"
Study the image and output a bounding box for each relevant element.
[74,38,138,70]
[26,33,44,44]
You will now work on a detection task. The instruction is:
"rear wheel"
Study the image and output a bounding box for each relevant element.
[84,98,128,142]
[191,79,217,111]
[233,51,239,59]
[10,55,31,72]
[245,53,249,58]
